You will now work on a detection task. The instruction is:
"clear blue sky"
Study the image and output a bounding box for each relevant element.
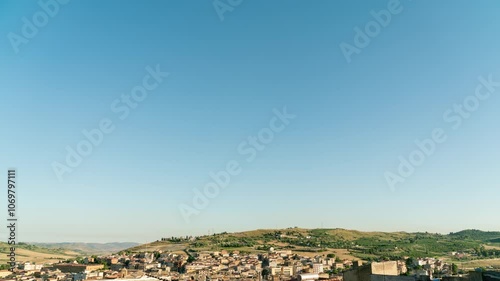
[1,0,499,243]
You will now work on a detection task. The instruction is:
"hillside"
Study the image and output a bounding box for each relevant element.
[0,242,79,264]
[449,230,500,242]
[128,228,500,262]
[30,242,139,255]
[0,242,139,265]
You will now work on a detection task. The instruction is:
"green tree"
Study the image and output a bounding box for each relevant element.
[452,263,458,275]
[406,258,415,269]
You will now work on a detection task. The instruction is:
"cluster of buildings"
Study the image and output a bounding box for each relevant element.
[407,257,454,276]
[342,260,500,281]
[1,250,498,281]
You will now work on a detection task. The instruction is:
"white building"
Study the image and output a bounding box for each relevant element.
[312,263,324,274]
[23,263,43,271]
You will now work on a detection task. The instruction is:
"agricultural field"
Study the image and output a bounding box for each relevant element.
[0,242,78,264]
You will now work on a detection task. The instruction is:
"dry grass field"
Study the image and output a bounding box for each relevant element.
[452,258,500,270]
[0,247,78,264]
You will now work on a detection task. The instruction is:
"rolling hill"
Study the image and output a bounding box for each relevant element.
[30,242,139,255]
[0,242,139,265]
[0,242,79,264]
[2,229,498,268]
[128,228,500,262]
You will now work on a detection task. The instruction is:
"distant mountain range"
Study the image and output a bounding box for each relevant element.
[30,242,140,255]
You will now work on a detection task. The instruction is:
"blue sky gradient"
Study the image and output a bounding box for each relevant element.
[1,0,499,242]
